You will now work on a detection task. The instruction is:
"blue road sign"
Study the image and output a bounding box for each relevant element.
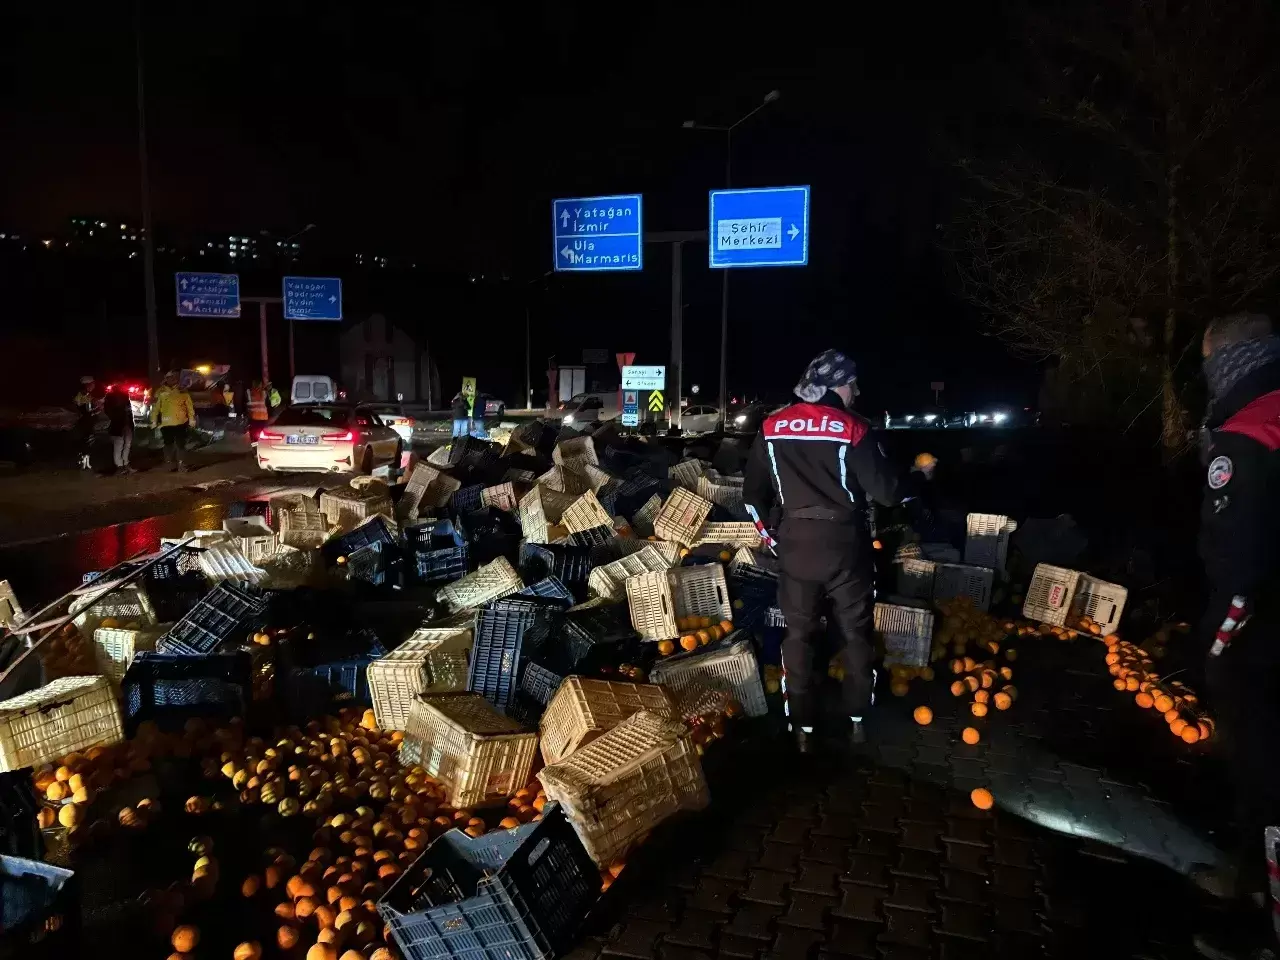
[283,276,343,321]
[553,194,643,272]
[708,186,810,269]
[175,272,241,317]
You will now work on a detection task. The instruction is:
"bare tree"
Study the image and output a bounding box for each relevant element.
[947,0,1280,453]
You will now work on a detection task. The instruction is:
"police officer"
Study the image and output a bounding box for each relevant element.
[1191,312,1280,960]
[743,349,931,753]
[73,375,100,470]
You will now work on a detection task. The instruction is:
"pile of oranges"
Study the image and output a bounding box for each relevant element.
[657,616,735,656]
[932,597,1019,661]
[946,654,1018,717]
[1100,632,1213,744]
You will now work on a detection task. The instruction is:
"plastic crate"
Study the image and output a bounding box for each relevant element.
[538,710,709,866]
[146,572,209,625]
[517,578,575,605]
[568,524,614,548]
[93,625,167,684]
[438,557,524,613]
[668,459,706,490]
[345,543,388,586]
[221,515,279,564]
[287,658,373,720]
[0,854,77,958]
[693,522,761,548]
[648,634,768,717]
[399,693,539,808]
[415,544,469,588]
[369,626,474,730]
[874,603,936,668]
[653,488,714,547]
[452,484,485,515]
[588,545,675,601]
[0,677,123,772]
[467,598,555,710]
[553,435,598,467]
[121,651,251,732]
[481,482,518,512]
[377,802,597,960]
[156,581,267,656]
[320,483,393,529]
[401,463,462,520]
[322,515,397,564]
[625,564,731,641]
[560,491,612,535]
[516,661,566,715]
[68,583,156,638]
[1022,563,1127,635]
[932,563,994,611]
[538,677,678,765]
[448,435,497,467]
[518,543,590,600]
[0,770,40,859]
[536,464,591,496]
[965,513,1017,574]
[277,502,327,549]
[726,567,778,630]
[196,543,267,584]
[565,602,639,648]
[695,475,746,516]
[895,557,937,601]
[629,494,664,537]
[517,486,580,544]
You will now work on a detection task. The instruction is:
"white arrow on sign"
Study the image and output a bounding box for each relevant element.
[328,295,337,303]
[179,278,188,290]
[180,299,194,311]
[788,224,800,241]
[560,210,570,227]
[560,245,573,261]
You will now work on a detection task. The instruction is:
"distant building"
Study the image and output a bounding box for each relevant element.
[340,314,439,406]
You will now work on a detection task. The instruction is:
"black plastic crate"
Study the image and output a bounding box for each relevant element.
[0,854,78,960]
[286,658,373,720]
[147,571,211,625]
[413,520,469,587]
[447,435,497,467]
[467,598,560,711]
[451,484,485,514]
[156,582,267,656]
[378,803,597,960]
[321,515,396,564]
[346,543,387,586]
[569,524,614,548]
[121,651,252,732]
[728,567,779,630]
[565,602,638,646]
[595,478,622,515]
[404,518,460,551]
[517,577,575,605]
[518,660,565,709]
[517,543,590,601]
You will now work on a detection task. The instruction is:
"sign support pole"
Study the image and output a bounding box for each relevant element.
[672,241,684,430]
[289,318,296,381]
[259,300,269,386]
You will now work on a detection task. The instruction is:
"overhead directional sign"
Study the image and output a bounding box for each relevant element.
[622,365,665,391]
[283,276,343,321]
[553,194,643,272]
[708,185,810,269]
[175,272,240,317]
[648,390,665,413]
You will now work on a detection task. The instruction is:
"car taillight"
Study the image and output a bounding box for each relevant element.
[258,429,284,440]
[322,430,353,441]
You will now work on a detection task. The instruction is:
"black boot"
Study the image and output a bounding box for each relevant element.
[793,729,816,754]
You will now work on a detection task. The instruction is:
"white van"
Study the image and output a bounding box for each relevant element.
[291,375,336,405]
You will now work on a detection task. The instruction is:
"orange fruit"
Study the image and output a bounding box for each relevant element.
[950,680,965,697]
[679,635,698,652]
[963,676,980,693]
[961,727,980,745]
[657,640,675,656]
[974,689,990,705]
[970,702,988,718]
[970,787,994,810]
[234,944,263,960]
[1180,725,1201,744]
[696,630,711,646]
[172,925,200,953]
[950,659,964,675]
[719,620,734,633]
[993,692,1012,710]
[1112,678,1126,691]
[1169,718,1188,737]
[912,706,933,725]
[1134,692,1154,709]
[1154,695,1174,713]
[890,680,910,697]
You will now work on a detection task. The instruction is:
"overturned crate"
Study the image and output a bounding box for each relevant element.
[437,556,524,613]
[399,692,538,809]
[0,676,124,772]
[648,634,768,717]
[965,512,1017,575]
[874,602,936,668]
[538,710,709,866]
[122,651,252,733]
[625,564,732,641]
[320,481,393,530]
[221,515,279,564]
[467,597,556,711]
[693,522,761,549]
[156,580,267,656]
[559,490,613,536]
[399,463,462,520]
[275,498,327,549]
[1023,563,1128,636]
[696,474,746,516]
[932,563,995,611]
[538,676,678,765]
[93,624,168,685]
[588,545,676,601]
[518,485,580,544]
[553,435,598,467]
[368,625,474,731]
[653,487,714,547]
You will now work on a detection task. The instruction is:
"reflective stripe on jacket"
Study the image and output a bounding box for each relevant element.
[150,387,196,428]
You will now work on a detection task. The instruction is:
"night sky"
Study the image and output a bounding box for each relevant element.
[0,2,1035,411]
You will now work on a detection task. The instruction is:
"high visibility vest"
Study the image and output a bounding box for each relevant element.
[248,388,269,421]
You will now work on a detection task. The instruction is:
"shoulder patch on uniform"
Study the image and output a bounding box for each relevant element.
[1207,455,1233,490]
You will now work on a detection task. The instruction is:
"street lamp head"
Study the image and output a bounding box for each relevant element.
[764,89,781,103]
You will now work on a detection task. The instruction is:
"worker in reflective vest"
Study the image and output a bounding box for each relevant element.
[248,381,269,422]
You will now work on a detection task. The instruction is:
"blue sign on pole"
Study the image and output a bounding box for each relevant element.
[552,194,643,272]
[175,272,241,317]
[283,276,343,321]
[622,389,639,427]
[708,186,810,269]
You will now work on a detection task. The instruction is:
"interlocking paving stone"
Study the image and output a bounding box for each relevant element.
[603,919,673,959]
[990,837,1035,869]
[856,803,901,835]
[832,881,887,923]
[799,839,846,866]
[989,863,1039,899]
[989,894,1044,934]
[821,918,880,959]
[767,818,813,846]
[878,946,931,960]
[947,758,989,781]
[938,942,994,960]
[893,848,941,879]
[721,902,779,942]
[852,830,897,858]
[670,860,704,892]
[776,892,834,930]
[943,817,990,845]
[941,839,990,874]
[666,910,724,951]
[740,869,792,906]
[756,841,804,873]
[705,849,754,882]
[879,905,934,948]
[767,926,826,959]
[716,933,759,958]
[938,866,991,903]
[687,877,742,915]
[933,900,990,941]
[841,854,890,888]
[899,820,943,853]
[910,762,953,786]
[660,947,713,960]
[884,874,938,913]
[625,893,682,923]
[724,826,770,853]
[791,861,843,896]
[813,814,858,840]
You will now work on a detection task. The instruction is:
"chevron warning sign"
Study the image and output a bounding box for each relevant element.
[648,390,664,413]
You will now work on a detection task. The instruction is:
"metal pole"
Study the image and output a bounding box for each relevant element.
[259,301,269,385]
[717,130,731,423]
[672,241,684,429]
[288,318,296,380]
[135,0,160,385]
[525,304,532,410]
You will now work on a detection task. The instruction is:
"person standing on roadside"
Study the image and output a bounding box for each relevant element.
[742,349,934,754]
[267,381,282,411]
[150,370,196,472]
[1189,312,1280,960]
[450,391,470,439]
[73,375,100,470]
[248,380,269,425]
[102,386,134,475]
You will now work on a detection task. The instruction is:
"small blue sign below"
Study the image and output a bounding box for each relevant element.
[283,276,343,321]
[553,194,643,272]
[175,272,240,317]
[708,186,810,269]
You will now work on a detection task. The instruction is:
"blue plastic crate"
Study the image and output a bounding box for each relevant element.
[451,484,485,514]
[156,582,267,656]
[569,524,614,548]
[322,515,396,564]
[287,658,373,720]
[467,599,558,711]
[121,651,251,732]
[0,854,77,959]
[404,518,459,550]
[0,771,40,861]
[346,543,387,586]
[517,577,574,605]
[727,567,779,630]
[517,543,589,600]
[377,803,597,960]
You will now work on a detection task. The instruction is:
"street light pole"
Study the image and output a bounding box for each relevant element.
[135,0,159,385]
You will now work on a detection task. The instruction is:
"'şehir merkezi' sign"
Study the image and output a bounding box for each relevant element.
[175,272,241,317]
[552,194,643,272]
[708,185,810,269]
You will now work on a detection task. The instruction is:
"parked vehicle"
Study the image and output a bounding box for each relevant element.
[291,375,337,405]
[561,395,605,426]
[475,393,506,418]
[679,405,722,434]
[255,404,401,474]
[365,402,416,443]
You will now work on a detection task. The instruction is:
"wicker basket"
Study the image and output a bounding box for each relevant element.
[538,677,678,765]
[965,513,1017,574]
[630,494,663,537]
[587,545,675,601]
[481,482,518,512]
[668,459,706,490]
[693,522,762,549]
[1023,563,1127,635]
[221,516,279,564]
[436,556,524,612]
[648,635,767,717]
[538,710,708,865]
[653,488,714,546]
[399,693,538,808]
[553,436,597,467]
[320,483,393,530]
[368,626,474,731]
[625,564,731,640]
[400,464,462,520]
[94,625,167,685]
[932,563,995,611]
[0,676,124,772]
[560,491,613,535]
[874,603,936,667]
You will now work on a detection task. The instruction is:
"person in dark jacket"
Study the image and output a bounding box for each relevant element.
[102,387,134,475]
[450,392,471,439]
[1189,312,1280,960]
[743,349,933,752]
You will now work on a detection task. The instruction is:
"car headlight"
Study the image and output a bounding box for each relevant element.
[993,412,1008,424]
[563,415,574,424]
[734,414,747,425]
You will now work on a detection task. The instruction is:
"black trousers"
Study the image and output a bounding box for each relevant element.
[776,519,875,730]
[1204,613,1280,892]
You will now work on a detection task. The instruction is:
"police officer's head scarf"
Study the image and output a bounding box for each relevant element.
[794,349,858,403]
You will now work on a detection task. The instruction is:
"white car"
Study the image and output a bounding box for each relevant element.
[366,403,416,443]
[255,404,402,474]
[680,405,722,434]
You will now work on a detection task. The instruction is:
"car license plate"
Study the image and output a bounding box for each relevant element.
[286,434,319,445]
